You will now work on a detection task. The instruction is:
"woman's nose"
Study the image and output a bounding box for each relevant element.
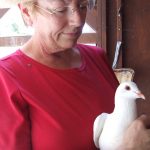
[68,9,86,27]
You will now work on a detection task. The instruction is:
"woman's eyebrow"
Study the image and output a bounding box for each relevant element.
[47,0,61,1]
[46,0,68,4]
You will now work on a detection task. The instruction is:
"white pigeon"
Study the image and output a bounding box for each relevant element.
[93,81,145,150]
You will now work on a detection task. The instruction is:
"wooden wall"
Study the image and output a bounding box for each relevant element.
[106,0,150,115]
[123,0,150,115]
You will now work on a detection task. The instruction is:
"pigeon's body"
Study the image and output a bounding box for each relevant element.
[93,81,145,150]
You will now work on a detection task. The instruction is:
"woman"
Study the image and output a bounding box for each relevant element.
[0,0,150,149]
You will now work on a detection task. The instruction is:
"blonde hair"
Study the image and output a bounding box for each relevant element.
[8,0,96,8]
[7,0,34,5]
[6,0,35,12]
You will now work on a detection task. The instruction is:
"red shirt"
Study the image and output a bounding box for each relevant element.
[0,44,118,150]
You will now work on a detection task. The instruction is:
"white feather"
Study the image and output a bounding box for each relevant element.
[93,81,145,150]
[93,113,107,148]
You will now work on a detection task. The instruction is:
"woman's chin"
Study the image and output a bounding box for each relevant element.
[59,40,78,49]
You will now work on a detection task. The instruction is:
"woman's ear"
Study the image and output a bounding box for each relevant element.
[18,3,33,26]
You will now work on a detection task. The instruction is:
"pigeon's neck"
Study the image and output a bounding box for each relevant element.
[114,97,137,120]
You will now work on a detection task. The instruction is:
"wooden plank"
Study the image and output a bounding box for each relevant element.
[78,33,96,44]
[0,33,96,47]
[0,36,31,46]
[116,0,122,42]
[122,0,150,101]
[115,0,123,68]
[86,9,97,32]
[0,8,9,18]
[96,0,107,50]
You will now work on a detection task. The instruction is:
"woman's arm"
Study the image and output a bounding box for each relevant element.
[0,68,32,150]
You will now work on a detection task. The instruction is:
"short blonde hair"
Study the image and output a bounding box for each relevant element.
[7,0,34,5]
[8,0,96,8]
[7,0,96,11]
[6,0,34,10]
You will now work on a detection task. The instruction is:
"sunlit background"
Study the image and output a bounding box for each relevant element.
[0,6,96,58]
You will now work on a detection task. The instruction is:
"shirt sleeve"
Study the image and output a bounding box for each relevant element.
[0,67,32,150]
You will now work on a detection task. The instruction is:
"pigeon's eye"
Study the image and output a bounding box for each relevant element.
[125,85,131,90]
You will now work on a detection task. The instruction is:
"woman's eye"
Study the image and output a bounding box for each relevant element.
[79,1,89,9]
[56,7,67,13]
[80,6,87,9]
[79,4,88,9]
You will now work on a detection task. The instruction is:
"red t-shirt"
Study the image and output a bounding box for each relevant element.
[0,44,118,150]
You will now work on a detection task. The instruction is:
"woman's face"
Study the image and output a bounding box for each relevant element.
[31,0,88,53]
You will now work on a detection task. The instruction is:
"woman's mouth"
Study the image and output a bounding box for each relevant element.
[62,32,81,39]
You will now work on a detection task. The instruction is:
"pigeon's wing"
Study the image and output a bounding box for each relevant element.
[93,113,108,148]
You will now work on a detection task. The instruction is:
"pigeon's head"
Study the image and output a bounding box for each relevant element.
[115,81,145,101]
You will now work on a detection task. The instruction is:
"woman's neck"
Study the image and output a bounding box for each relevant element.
[21,38,82,69]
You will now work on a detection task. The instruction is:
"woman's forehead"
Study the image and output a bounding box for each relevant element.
[44,0,87,3]
[37,0,88,7]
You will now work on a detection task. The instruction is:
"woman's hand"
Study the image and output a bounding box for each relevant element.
[119,115,150,150]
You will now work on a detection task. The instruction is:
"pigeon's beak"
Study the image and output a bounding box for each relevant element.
[135,91,145,100]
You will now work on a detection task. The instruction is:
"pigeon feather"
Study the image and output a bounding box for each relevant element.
[93,81,145,150]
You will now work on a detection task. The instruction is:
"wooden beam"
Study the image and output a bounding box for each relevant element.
[0,33,96,47]
[0,8,9,18]
[116,0,123,67]
[97,0,107,50]
[0,36,31,46]
[78,33,96,44]
[86,9,97,32]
